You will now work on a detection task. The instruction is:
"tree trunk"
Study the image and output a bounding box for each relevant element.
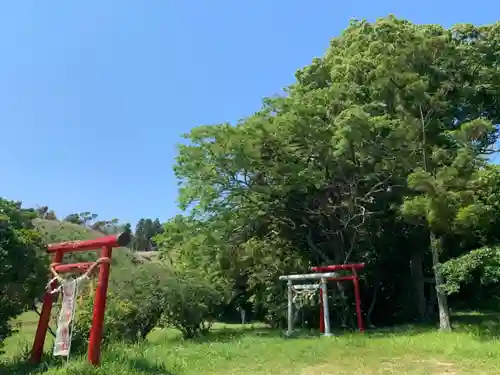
[410,251,427,322]
[430,232,452,331]
[365,281,379,328]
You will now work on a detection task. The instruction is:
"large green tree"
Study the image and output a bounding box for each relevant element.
[163,17,500,329]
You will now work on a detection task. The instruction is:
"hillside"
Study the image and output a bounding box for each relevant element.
[32,218,140,269]
[33,218,103,243]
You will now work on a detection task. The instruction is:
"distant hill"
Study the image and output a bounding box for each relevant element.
[32,218,141,269]
[34,218,102,243]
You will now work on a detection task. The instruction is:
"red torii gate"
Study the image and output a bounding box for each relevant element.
[311,263,365,333]
[30,232,130,366]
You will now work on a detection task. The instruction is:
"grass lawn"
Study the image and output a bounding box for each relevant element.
[2,311,500,374]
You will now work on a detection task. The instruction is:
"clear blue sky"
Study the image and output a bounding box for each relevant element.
[1,1,498,226]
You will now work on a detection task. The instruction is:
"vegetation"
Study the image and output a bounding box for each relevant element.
[2,15,500,374]
[132,218,163,251]
[0,199,47,354]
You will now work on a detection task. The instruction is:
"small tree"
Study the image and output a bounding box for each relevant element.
[35,205,49,218]
[158,270,228,338]
[64,213,83,225]
[45,210,57,220]
[110,263,171,340]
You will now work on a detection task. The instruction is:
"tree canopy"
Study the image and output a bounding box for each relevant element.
[155,17,500,329]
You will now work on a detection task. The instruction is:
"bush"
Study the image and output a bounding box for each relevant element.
[64,262,228,353]
[69,291,139,354]
[0,199,47,352]
[67,262,166,353]
[110,263,170,340]
[112,262,228,339]
[158,269,228,338]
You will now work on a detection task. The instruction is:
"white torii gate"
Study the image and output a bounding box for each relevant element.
[279,272,337,337]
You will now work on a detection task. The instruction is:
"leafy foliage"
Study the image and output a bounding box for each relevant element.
[132,218,163,251]
[109,263,171,340]
[69,263,170,352]
[0,199,47,351]
[440,246,500,295]
[156,269,229,338]
[70,291,140,353]
[69,262,228,347]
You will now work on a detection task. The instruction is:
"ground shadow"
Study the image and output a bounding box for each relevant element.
[360,311,500,341]
[161,325,285,346]
[0,359,56,375]
[451,311,500,340]
[0,361,40,375]
[0,354,179,375]
[164,324,440,344]
[0,351,66,375]
[126,357,176,375]
[196,325,351,343]
[188,311,500,342]
[363,323,437,338]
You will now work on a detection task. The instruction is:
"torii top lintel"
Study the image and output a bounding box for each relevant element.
[47,232,131,254]
[311,263,365,272]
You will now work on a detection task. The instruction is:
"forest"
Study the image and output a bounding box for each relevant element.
[2,16,500,373]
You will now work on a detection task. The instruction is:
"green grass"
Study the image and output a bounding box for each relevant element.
[3,312,500,374]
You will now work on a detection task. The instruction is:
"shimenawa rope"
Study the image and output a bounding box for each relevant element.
[45,257,110,359]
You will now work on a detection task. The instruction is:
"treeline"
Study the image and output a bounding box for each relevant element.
[33,206,163,251]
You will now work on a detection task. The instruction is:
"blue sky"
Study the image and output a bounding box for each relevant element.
[1,1,498,226]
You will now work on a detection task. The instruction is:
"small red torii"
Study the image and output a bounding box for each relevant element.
[30,232,130,367]
[311,263,365,333]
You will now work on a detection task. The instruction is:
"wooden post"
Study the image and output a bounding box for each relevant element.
[87,245,113,366]
[30,251,63,364]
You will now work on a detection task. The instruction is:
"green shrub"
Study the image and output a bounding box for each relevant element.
[110,263,169,340]
[68,263,172,352]
[157,270,228,338]
[111,262,228,339]
[64,262,228,353]
[68,291,138,354]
